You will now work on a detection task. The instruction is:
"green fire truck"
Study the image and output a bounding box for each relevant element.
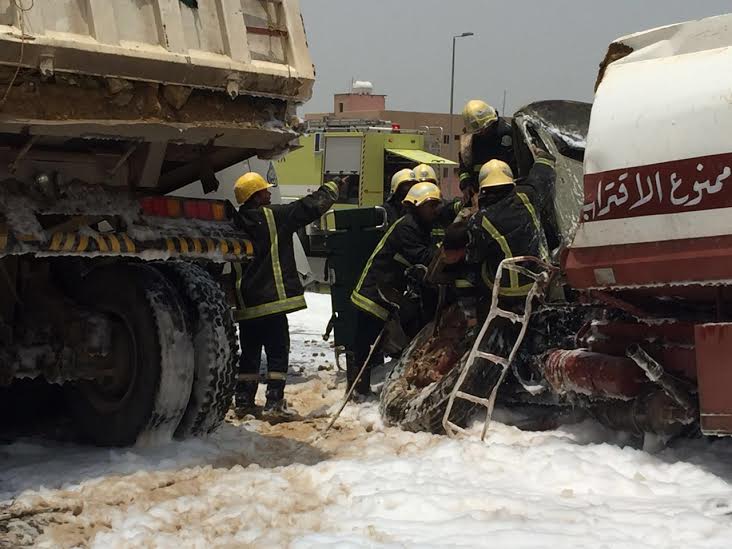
[272,121,456,254]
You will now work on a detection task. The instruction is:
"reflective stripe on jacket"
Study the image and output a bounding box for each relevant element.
[234,181,338,320]
[351,212,437,320]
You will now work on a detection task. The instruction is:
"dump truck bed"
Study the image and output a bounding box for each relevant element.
[0,0,314,191]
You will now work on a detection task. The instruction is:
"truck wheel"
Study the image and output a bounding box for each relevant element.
[67,264,194,446]
[380,322,504,434]
[155,262,237,438]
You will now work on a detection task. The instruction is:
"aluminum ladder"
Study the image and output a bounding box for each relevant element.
[442,256,554,440]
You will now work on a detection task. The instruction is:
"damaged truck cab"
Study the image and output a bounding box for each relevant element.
[382,13,732,443]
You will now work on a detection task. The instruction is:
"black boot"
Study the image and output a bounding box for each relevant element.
[346,353,372,399]
[234,382,260,419]
[262,383,298,422]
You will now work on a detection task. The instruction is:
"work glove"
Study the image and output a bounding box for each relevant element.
[533,148,556,167]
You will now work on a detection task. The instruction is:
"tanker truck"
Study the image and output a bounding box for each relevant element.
[0,0,314,445]
[380,13,732,445]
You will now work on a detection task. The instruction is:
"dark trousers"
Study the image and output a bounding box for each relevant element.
[348,309,385,395]
[237,314,290,404]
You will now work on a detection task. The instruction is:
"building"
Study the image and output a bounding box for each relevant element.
[305,82,464,194]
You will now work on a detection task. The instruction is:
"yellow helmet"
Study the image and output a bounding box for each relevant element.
[390,168,419,194]
[234,172,272,204]
[462,99,498,134]
[478,159,515,190]
[413,163,438,183]
[402,182,442,206]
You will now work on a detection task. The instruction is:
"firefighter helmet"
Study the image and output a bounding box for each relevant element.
[402,182,442,206]
[234,172,272,204]
[478,159,515,190]
[462,99,498,134]
[390,168,419,194]
[413,163,438,183]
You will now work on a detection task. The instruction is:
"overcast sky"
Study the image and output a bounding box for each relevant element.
[300,1,731,116]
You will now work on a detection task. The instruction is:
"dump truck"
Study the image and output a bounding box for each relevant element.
[379,13,732,445]
[0,0,314,446]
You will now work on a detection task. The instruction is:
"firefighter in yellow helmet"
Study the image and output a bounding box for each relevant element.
[232,171,343,419]
[382,168,419,225]
[350,182,443,397]
[459,99,516,204]
[413,162,471,240]
[414,163,438,183]
[465,149,556,298]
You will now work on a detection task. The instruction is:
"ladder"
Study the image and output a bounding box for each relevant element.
[442,256,554,440]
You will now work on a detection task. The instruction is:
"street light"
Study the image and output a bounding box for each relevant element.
[449,32,474,170]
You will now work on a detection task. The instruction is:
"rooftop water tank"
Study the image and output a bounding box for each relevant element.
[352,81,374,95]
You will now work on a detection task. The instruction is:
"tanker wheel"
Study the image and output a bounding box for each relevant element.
[154,262,238,438]
[66,264,194,446]
[379,321,506,434]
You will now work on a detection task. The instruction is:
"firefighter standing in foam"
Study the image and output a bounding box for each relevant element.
[349,182,444,398]
[232,172,341,419]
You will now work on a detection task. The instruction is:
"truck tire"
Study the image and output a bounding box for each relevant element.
[380,322,505,434]
[154,262,237,438]
[67,264,194,446]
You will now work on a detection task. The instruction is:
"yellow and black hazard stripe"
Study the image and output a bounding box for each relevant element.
[42,231,253,259]
[46,232,135,254]
[164,236,252,257]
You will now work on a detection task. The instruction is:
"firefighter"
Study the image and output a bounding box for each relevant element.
[349,182,443,397]
[383,168,419,225]
[414,163,438,183]
[232,172,341,419]
[413,163,469,237]
[465,151,556,298]
[459,100,516,204]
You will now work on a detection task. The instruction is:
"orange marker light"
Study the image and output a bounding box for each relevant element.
[212,202,226,221]
[166,198,182,218]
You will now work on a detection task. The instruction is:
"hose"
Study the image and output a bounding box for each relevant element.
[626,344,695,412]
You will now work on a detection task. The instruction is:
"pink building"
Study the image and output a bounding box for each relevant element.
[333,92,386,114]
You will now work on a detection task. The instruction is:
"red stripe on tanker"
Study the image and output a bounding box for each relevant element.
[581,152,732,222]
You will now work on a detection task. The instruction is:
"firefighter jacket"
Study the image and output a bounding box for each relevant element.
[382,198,403,227]
[459,117,516,191]
[465,159,555,297]
[234,181,339,320]
[431,198,466,243]
[351,211,438,321]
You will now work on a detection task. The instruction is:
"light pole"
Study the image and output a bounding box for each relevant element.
[449,32,474,165]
